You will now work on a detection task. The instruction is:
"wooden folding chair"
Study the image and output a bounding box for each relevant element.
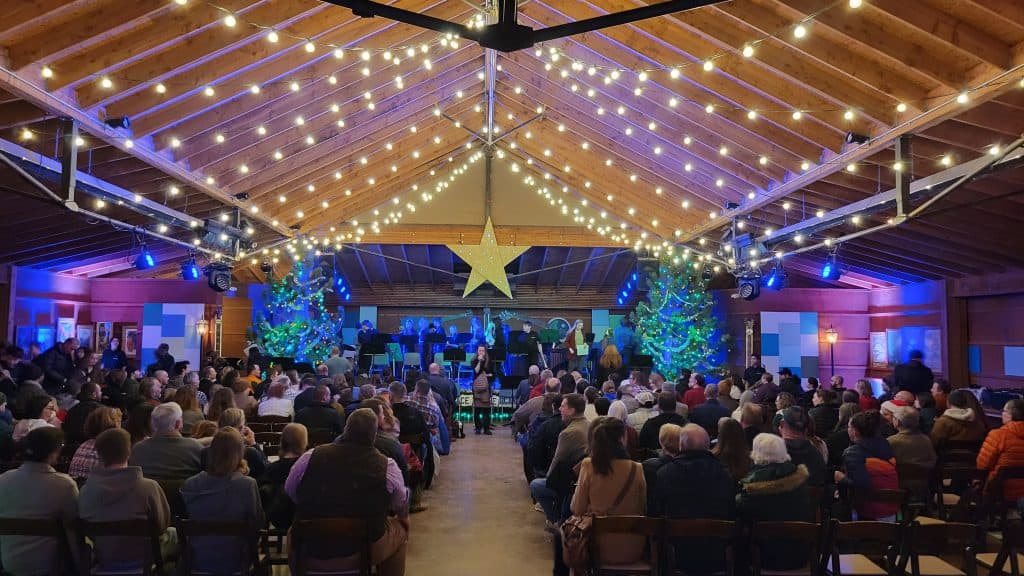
[0,517,71,576]
[248,415,292,426]
[826,520,903,576]
[290,517,373,576]
[899,521,979,576]
[750,520,830,576]
[977,521,1024,576]
[849,488,909,522]
[661,519,737,576]
[76,517,164,576]
[897,464,937,519]
[176,519,262,576]
[588,515,661,575]
[154,479,186,520]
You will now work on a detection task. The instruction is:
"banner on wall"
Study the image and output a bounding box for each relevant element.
[759,312,819,378]
[870,332,888,369]
[141,303,204,371]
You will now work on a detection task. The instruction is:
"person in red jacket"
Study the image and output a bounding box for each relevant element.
[681,373,707,411]
[977,399,1024,502]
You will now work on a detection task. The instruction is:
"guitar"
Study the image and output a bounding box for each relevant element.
[484,307,495,347]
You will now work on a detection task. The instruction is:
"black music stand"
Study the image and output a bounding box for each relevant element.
[443,347,465,380]
[398,335,418,356]
[631,354,654,375]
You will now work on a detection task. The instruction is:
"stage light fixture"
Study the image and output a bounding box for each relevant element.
[104,116,131,130]
[179,256,201,280]
[135,246,156,270]
[845,131,869,145]
[763,262,787,290]
[207,262,232,292]
[821,254,842,281]
[260,260,273,273]
[738,276,760,300]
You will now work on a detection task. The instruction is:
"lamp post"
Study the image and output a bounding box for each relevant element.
[825,325,838,376]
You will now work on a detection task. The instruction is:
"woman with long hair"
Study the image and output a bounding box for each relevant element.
[181,428,265,574]
[471,345,493,435]
[608,400,641,459]
[69,407,122,480]
[594,344,624,387]
[826,403,862,468]
[206,387,236,422]
[217,408,268,479]
[571,417,646,566]
[712,417,751,483]
[930,388,989,452]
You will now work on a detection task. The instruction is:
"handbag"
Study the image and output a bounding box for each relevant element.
[560,461,638,572]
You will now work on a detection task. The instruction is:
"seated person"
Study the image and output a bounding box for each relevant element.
[295,385,346,440]
[69,406,123,481]
[286,409,409,576]
[63,382,104,444]
[0,427,79,576]
[261,423,308,530]
[639,392,687,450]
[128,402,203,481]
[78,428,172,572]
[206,408,268,480]
[181,428,265,574]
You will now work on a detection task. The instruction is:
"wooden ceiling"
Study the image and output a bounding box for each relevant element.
[1,0,1023,291]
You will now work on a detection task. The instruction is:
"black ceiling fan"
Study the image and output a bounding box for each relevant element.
[321,0,726,53]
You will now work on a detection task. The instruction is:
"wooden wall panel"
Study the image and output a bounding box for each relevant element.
[220,294,252,359]
[967,293,1024,390]
[867,280,947,378]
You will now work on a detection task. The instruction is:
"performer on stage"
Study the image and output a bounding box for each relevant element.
[469,317,484,348]
[356,320,378,372]
[521,320,546,369]
[471,345,494,435]
[400,319,416,337]
[565,319,588,372]
[446,324,460,347]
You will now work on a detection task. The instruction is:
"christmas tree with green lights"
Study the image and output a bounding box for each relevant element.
[257,260,341,363]
[635,256,724,379]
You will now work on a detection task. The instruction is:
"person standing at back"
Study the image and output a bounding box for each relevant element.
[325,347,351,378]
[893,350,934,395]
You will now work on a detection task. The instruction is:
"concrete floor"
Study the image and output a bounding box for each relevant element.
[404,430,553,576]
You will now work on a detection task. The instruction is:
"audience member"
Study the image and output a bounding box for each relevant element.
[607,400,641,458]
[291,376,319,413]
[215,408,268,479]
[712,417,751,484]
[826,403,861,469]
[617,382,640,414]
[744,356,766,388]
[857,380,880,411]
[12,394,59,442]
[526,393,565,480]
[63,381,103,444]
[751,373,780,405]
[830,375,845,391]
[139,377,163,407]
[639,392,687,450]
[389,383,426,439]
[689,384,731,438]
[800,377,820,410]
[777,406,826,486]
[834,411,899,520]
[232,378,258,416]
[571,417,646,567]
[930,389,989,451]
[78,428,171,572]
[360,399,409,481]
[914,392,938,434]
[261,423,307,530]
[737,434,813,570]
[407,379,443,435]
[125,403,155,445]
[627,391,656,432]
[739,403,764,449]
[772,392,796,432]
[517,368,541,407]
[717,377,740,413]
[257,378,293,417]
[778,368,802,399]
[530,393,588,528]
[0,427,78,575]
[174,387,203,436]
[325,347,352,377]
[34,337,78,393]
[295,385,346,440]
[642,423,681,515]
[809,388,838,438]
[427,363,458,412]
[977,399,1024,503]
[887,407,936,501]
[681,373,707,410]
[655,424,735,573]
[181,427,265,574]
[190,420,217,444]
[128,402,203,480]
[69,406,122,480]
[931,379,950,412]
[286,409,408,576]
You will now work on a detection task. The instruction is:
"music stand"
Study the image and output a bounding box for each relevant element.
[443,347,465,380]
[631,354,654,375]
[398,335,418,355]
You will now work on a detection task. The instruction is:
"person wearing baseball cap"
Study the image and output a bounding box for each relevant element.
[628,391,657,433]
[778,406,826,486]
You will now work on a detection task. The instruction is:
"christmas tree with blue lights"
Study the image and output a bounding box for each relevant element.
[635,256,723,379]
[257,260,342,363]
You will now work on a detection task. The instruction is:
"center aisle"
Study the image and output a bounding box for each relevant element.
[404,430,553,575]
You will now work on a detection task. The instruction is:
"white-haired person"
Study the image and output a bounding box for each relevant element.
[127,401,203,481]
[737,433,813,571]
[258,377,295,417]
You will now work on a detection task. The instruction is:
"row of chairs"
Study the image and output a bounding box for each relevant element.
[0,515,377,576]
[587,516,984,576]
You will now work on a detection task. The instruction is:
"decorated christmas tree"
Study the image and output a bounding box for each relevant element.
[257,259,341,363]
[635,256,724,379]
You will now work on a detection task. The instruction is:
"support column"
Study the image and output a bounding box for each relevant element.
[59,117,79,209]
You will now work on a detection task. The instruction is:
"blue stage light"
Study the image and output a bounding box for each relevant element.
[179,258,200,280]
[135,248,156,270]
[344,293,351,301]
[763,263,787,290]
[821,255,842,281]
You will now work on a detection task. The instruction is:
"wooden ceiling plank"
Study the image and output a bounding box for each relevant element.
[216,62,483,198]
[185,46,481,176]
[8,0,171,70]
[575,247,599,294]
[46,0,260,91]
[962,0,1024,31]
[519,5,845,154]
[352,249,376,294]
[0,0,104,45]
[0,101,48,130]
[74,1,326,109]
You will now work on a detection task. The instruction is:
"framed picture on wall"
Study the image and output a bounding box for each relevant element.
[95,322,112,352]
[76,326,94,351]
[36,327,54,348]
[57,318,75,343]
[123,326,138,357]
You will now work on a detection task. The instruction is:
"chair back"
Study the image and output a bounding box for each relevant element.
[662,519,736,576]
[986,522,1024,576]
[249,415,292,425]
[254,431,282,445]
[403,353,420,366]
[896,463,936,514]
[307,428,336,448]
[154,478,186,520]
[849,488,908,521]
[433,352,445,367]
[749,520,828,576]
[0,517,69,576]
[901,521,979,576]
[76,517,163,576]
[589,515,660,573]
[247,422,272,433]
[176,519,259,576]
[290,517,373,576]
[829,520,903,576]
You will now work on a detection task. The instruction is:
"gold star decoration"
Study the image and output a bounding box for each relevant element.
[447,218,529,299]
